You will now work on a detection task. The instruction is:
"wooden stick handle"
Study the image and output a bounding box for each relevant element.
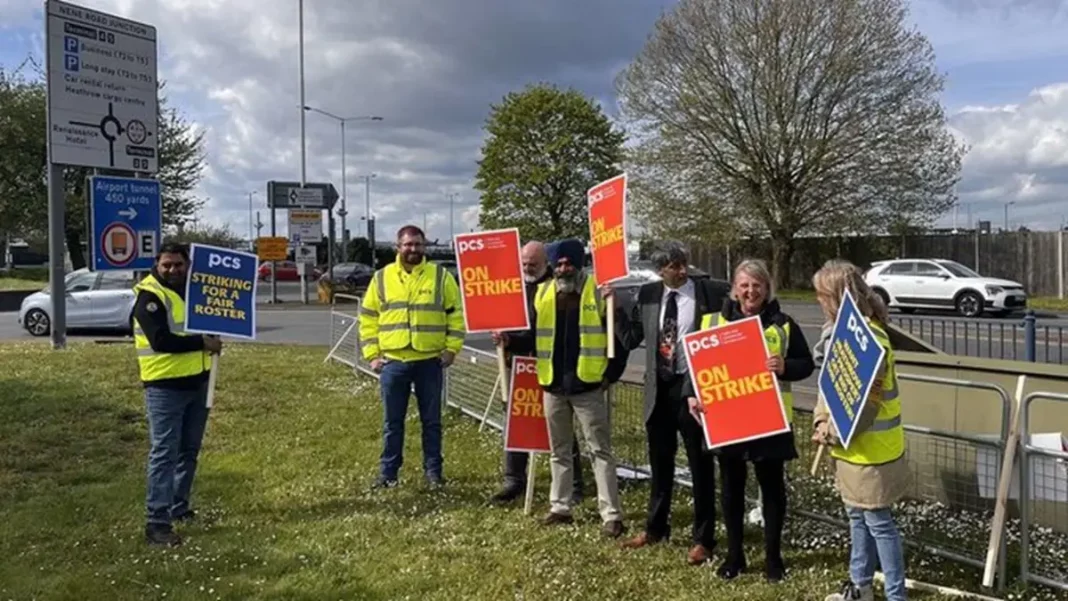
[606,295,616,359]
[810,444,826,477]
[496,346,511,405]
[205,353,220,409]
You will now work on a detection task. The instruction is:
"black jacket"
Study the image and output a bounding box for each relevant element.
[507,273,629,395]
[682,297,815,461]
[133,270,209,390]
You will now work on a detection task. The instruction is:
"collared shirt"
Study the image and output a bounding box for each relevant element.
[659,277,696,374]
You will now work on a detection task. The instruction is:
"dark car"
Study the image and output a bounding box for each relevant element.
[608,260,722,315]
[319,262,374,293]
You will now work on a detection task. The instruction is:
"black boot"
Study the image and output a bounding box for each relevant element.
[145,523,182,547]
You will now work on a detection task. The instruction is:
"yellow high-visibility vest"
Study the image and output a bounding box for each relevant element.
[700,313,794,423]
[132,274,210,382]
[358,257,465,361]
[534,276,607,386]
[830,319,905,466]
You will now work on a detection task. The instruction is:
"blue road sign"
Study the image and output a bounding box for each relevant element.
[817,288,887,449]
[89,175,162,271]
[184,243,259,340]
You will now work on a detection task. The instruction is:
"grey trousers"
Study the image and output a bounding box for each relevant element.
[544,387,623,523]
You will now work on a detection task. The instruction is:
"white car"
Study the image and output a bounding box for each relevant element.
[18,268,138,336]
[864,259,1027,318]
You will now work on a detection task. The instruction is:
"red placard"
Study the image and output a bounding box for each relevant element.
[587,173,630,286]
[682,315,790,449]
[503,356,551,453]
[454,228,530,334]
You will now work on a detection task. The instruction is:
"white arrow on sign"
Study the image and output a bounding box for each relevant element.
[119,207,138,220]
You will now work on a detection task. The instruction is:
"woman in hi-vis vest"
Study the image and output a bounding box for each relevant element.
[684,259,815,582]
[811,261,909,601]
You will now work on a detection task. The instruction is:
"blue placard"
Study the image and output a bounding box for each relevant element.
[89,175,162,271]
[184,244,260,339]
[817,288,887,449]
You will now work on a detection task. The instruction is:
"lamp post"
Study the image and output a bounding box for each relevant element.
[247,190,258,245]
[446,192,459,246]
[355,173,378,237]
[1004,201,1015,232]
[302,106,382,252]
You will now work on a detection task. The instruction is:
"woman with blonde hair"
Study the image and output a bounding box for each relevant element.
[684,258,815,582]
[811,260,908,601]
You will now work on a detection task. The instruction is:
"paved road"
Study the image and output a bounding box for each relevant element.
[2,300,1065,366]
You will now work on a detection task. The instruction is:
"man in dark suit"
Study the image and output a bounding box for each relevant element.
[619,241,730,564]
[487,240,586,506]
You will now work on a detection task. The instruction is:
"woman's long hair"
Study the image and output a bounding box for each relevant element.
[812,260,890,327]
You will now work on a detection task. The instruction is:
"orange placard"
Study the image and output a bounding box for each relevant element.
[682,315,790,449]
[504,356,551,453]
[587,173,629,286]
[454,228,530,334]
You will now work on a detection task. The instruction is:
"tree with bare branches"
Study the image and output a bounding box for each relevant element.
[617,0,966,286]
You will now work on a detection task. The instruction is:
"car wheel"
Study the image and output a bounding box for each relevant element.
[956,291,983,318]
[24,308,50,336]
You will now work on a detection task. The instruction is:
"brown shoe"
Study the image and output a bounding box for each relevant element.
[620,531,663,549]
[687,544,714,566]
[540,512,574,526]
[602,520,626,539]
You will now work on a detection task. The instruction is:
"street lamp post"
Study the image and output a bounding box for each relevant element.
[301,105,382,255]
[247,190,258,245]
[446,192,458,245]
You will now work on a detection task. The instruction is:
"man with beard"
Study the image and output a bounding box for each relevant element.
[492,239,629,538]
[488,241,586,506]
[132,243,222,546]
[359,225,466,490]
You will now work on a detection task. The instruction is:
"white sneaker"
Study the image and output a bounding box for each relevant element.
[825,581,874,601]
[746,506,764,527]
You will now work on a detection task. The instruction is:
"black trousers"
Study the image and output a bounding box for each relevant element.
[718,455,787,565]
[645,375,717,547]
[503,438,584,491]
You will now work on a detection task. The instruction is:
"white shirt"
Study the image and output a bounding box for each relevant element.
[659,278,696,373]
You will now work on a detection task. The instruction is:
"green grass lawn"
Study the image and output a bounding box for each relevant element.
[0,266,49,290]
[0,342,1062,600]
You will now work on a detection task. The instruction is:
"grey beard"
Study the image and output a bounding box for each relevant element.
[555,274,578,293]
[523,273,539,284]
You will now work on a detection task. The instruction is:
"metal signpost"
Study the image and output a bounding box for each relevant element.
[265,180,338,304]
[45,0,159,348]
[88,176,161,271]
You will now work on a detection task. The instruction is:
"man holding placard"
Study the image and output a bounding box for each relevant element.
[359,225,465,490]
[132,243,222,547]
[492,239,630,538]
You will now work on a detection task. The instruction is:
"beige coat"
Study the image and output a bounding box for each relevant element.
[813,350,910,510]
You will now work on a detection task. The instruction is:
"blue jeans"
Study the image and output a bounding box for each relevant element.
[379,358,443,480]
[848,506,907,601]
[144,383,210,526]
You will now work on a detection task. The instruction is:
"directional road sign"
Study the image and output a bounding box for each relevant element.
[267,181,339,209]
[89,175,161,271]
[45,0,159,172]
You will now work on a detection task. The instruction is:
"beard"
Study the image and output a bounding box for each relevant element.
[522,272,540,284]
[401,251,424,264]
[555,272,578,294]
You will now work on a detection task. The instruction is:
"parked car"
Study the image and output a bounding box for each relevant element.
[318,262,374,294]
[864,258,1027,318]
[258,261,320,282]
[18,268,137,336]
[607,260,722,314]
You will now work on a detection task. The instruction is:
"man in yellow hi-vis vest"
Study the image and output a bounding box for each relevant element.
[492,239,630,538]
[132,243,222,547]
[359,225,465,489]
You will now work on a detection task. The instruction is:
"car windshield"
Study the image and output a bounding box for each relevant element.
[938,261,981,278]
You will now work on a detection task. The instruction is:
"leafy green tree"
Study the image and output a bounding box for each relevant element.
[166,223,242,248]
[475,83,626,242]
[617,0,965,287]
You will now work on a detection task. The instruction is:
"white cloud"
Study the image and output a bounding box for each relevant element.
[949,81,1068,229]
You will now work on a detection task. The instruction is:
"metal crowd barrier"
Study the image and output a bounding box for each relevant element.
[1019,391,1068,593]
[890,312,1067,364]
[326,297,1066,593]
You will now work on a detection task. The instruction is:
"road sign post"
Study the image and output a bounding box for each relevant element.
[45,0,159,349]
[89,176,161,271]
[266,181,338,304]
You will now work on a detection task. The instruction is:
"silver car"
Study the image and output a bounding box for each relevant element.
[18,268,138,336]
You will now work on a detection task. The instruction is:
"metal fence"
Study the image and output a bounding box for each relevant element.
[890,311,1067,364]
[1019,392,1068,593]
[328,298,1067,594]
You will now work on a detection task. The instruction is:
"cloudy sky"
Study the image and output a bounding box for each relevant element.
[2,0,1067,243]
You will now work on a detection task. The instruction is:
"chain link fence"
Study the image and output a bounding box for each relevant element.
[327,298,1067,594]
